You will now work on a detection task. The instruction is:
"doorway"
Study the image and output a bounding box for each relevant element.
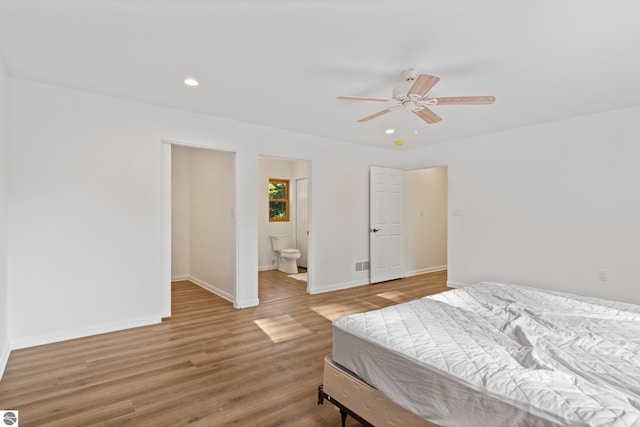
[163,143,237,316]
[405,166,448,277]
[258,156,311,302]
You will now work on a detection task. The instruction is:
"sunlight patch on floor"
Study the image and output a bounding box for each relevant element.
[254,315,313,343]
[310,302,377,322]
[375,290,411,304]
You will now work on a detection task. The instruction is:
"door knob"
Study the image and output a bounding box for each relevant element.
[370,228,380,233]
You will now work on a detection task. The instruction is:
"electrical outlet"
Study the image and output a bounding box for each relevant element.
[597,269,608,282]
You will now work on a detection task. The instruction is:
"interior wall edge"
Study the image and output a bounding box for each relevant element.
[188,275,234,303]
[0,46,9,383]
[0,345,9,381]
[234,298,259,309]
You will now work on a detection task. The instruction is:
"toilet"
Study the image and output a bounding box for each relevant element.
[270,234,301,274]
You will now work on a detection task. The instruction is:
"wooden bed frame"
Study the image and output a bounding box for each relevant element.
[318,355,438,427]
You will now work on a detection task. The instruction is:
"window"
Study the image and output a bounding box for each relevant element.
[269,178,289,222]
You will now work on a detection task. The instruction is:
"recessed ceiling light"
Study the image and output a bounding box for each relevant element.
[184,78,199,87]
[394,140,405,146]
[385,128,395,134]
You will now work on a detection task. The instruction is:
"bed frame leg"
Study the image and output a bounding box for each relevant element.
[317,384,325,405]
[318,384,374,427]
[340,408,348,427]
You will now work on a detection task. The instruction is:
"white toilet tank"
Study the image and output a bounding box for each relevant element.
[270,234,291,251]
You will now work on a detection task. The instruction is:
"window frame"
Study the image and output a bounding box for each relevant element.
[268,178,290,222]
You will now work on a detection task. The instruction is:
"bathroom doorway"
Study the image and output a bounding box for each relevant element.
[257,156,311,303]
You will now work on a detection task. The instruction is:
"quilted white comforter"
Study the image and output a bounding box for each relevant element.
[332,282,640,426]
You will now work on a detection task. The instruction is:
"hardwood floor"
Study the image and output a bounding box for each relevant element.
[0,270,448,426]
[258,268,308,303]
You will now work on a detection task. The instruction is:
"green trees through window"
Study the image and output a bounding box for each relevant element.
[269,178,289,222]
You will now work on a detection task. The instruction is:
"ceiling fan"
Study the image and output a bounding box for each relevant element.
[337,69,495,124]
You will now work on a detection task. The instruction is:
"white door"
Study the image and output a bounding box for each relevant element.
[370,167,406,283]
[296,178,309,268]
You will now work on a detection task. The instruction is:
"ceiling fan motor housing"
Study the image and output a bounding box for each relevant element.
[401,68,418,82]
[393,69,419,100]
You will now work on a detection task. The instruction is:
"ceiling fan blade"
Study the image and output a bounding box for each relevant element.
[357,108,396,122]
[407,74,440,97]
[337,96,391,102]
[433,96,496,105]
[413,107,442,124]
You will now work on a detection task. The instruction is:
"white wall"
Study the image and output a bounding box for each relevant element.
[171,146,189,280]
[7,78,403,348]
[6,75,640,351]
[188,148,235,300]
[404,106,640,305]
[406,167,448,276]
[0,57,9,377]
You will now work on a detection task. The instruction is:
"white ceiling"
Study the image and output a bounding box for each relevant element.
[1,0,639,150]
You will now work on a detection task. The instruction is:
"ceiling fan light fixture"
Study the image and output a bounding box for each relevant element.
[402,99,418,111]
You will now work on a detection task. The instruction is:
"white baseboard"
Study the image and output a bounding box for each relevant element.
[447,280,467,288]
[188,275,234,303]
[405,265,447,277]
[10,315,161,350]
[258,265,277,272]
[0,342,10,381]
[309,279,369,295]
[234,298,259,309]
[171,275,189,282]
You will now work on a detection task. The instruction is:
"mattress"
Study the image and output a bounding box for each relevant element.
[332,282,640,427]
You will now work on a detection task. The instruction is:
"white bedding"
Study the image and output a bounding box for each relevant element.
[332,282,640,426]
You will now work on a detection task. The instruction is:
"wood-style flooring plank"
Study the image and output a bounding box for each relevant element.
[0,270,448,426]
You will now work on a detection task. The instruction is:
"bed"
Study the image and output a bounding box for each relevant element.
[318,282,640,426]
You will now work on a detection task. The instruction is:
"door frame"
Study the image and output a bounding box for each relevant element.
[295,177,309,269]
[404,166,449,278]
